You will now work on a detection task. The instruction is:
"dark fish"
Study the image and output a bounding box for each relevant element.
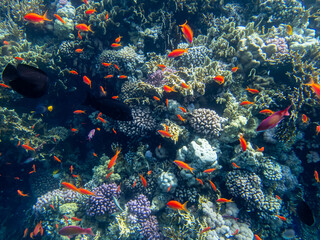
[297,200,314,226]
[2,63,48,98]
[84,92,133,121]
[59,226,95,238]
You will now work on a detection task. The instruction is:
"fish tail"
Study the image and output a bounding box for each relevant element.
[88,25,94,33]
[85,228,95,236]
[43,10,52,21]
[304,78,314,86]
[182,201,189,212]
[179,20,187,27]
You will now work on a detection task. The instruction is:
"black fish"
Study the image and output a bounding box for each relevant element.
[2,63,48,98]
[297,200,315,226]
[84,92,133,121]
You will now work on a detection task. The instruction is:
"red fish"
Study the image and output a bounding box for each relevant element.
[111,43,122,48]
[54,14,65,24]
[112,96,118,99]
[105,13,109,20]
[167,184,171,192]
[147,170,152,175]
[232,229,239,235]
[231,66,239,72]
[0,83,10,88]
[232,162,240,168]
[73,110,86,114]
[167,200,188,212]
[53,156,61,163]
[23,228,28,238]
[213,76,224,85]
[75,48,84,53]
[59,226,95,238]
[24,11,51,23]
[181,82,190,89]
[118,75,127,79]
[97,116,106,123]
[179,21,193,44]
[33,221,42,236]
[14,57,24,61]
[100,86,107,96]
[316,125,320,135]
[3,40,9,45]
[76,24,93,32]
[256,146,264,152]
[21,144,35,151]
[85,9,96,15]
[104,74,114,78]
[240,101,254,106]
[112,128,117,134]
[209,180,217,192]
[256,105,291,132]
[71,217,82,221]
[177,114,185,122]
[315,170,319,183]
[114,64,120,71]
[17,190,29,197]
[302,114,308,123]
[246,87,259,94]
[69,70,78,75]
[117,183,121,193]
[254,234,262,240]
[168,49,188,58]
[239,133,247,151]
[165,99,169,108]
[163,85,176,93]
[115,35,122,43]
[259,109,274,115]
[102,62,112,67]
[275,195,281,200]
[108,149,121,170]
[133,179,137,188]
[78,31,82,39]
[153,96,160,101]
[174,160,194,173]
[158,130,173,138]
[276,215,286,221]
[196,178,203,185]
[203,168,216,174]
[179,106,187,113]
[216,198,233,203]
[304,78,320,98]
[158,64,166,70]
[70,165,74,174]
[78,188,95,195]
[50,204,55,210]
[200,227,211,235]
[140,174,147,188]
[61,182,79,192]
[83,76,91,88]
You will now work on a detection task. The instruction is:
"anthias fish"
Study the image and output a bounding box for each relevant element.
[2,64,49,98]
[58,226,95,238]
[167,200,188,212]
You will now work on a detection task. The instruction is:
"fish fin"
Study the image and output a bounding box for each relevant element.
[304,78,314,86]
[85,228,95,236]
[182,201,189,212]
[43,11,52,21]
[88,25,94,33]
[2,63,19,85]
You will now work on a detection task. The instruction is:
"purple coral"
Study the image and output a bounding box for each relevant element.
[127,194,151,220]
[140,216,161,240]
[265,37,289,54]
[86,183,120,216]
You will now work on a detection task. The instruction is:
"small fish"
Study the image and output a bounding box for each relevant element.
[179,20,193,44]
[276,215,287,221]
[71,217,82,221]
[304,78,320,98]
[61,182,79,192]
[167,200,188,212]
[24,11,51,23]
[316,125,320,135]
[83,0,87,4]
[165,99,169,108]
[231,66,239,72]
[93,152,98,157]
[259,109,274,115]
[315,170,319,183]
[96,128,100,131]
[112,96,118,99]
[239,133,247,151]
[100,86,107,96]
[179,106,187,113]
[168,49,188,58]
[108,149,121,170]
[275,195,281,200]
[29,164,36,174]
[88,129,95,141]
[14,57,24,61]
[102,62,112,67]
[232,229,239,235]
[174,160,194,173]
[85,9,96,15]
[78,31,82,39]
[78,188,95,195]
[83,76,91,88]
[203,168,216,174]
[114,64,120,71]
[69,70,78,75]
[105,12,109,20]
[53,156,61,163]
[147,170,152,175]
[167,184,171,192]
[112,128,117,134]
[50,204,55,210]
[112,195,124,211]
[216,198,233,203]
[232,162,240,168]
[115,35,122,43]
[54,14,65,24]
[181,82,190,89]
[117,183,121,193]
[97,116,106,123]
[246,87,259,94]
[256,105,291,132]
[73,110,86,114]
[111,43,122,48]
[22,157,35,164]
[153,96,160,101]
[104,74,114,78]
[213,76,224,85]
[254,234,262,240]
[196,178,203,185]
[133,179,137,188]
[118,75,127,79]
[286,25,293,35]
[75,48,84,53]
[30,232,34,239]
[158,130,173,138]
[200,227,211,235]
[158,64,166,70]
[76,24,93,32]
[177,114,186,122]
[0,83,10,88]
[71,128,78,133]
[23,228,28,238]
[302,114,308,123]
[72,174,79,178]
[70,165,74,174]
[21,144,35,151]
[163,85,176,93]
[33,221,42,236]
[240,101,254,106]
[17,190,29,197]
[256,146,264,152]
[58,226,95,238]
[3,40,9,45]
[55,224,59,231]
[209,180,217,192]
[140,174,147,188]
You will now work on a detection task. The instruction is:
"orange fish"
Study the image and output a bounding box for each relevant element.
[83,76,91,88]
[158,64,166,70]
[33,221,42,236]
[259,109,274,115]
[256,146,264,152]
[167,184,171,192]
[30,232,34,239]
[232,229,239,235]
[63,215,69,225]
[140,174,147,188]
[118,75,127,79]
[276,215,287,221]
[75,48,84,53]
[232,162,240,168]
[105,13,109,20]
[76,24,93,32]
[133,179,137,188]
[115,35,122,43]
[78,31,82,40]
[158,130,173,138]
[112,96,118,99]
[275,195,281,200]
[111,43,122,48]
[168,48,188,58]
[165,99,169,108]
[239,133,247,151]
[108,149,121,170]
[93,152,97,157]
[240,101,254,106]
[97,112,102,119]
[70,165,74,174]
[304,78,320,99]
[14,57,24,61]
[0,83,10,88]
[209,180,217,192]
[53,156,61,163]
[231,66,239,72]
[153,96,160,101]
[96,128,100,131]
[216,198,233,203]
[200,227,211,235]
[61,182,79,192]
[71,128,78,133]
[78,188,95,195]
[55,224,59,231]
[177,114,185,122]
[69,70,78,75]
[17,190,29,197]
[29,164,36,174]
[24,11,51,23]
[213,75,224,85]
[254,234,262,240]
[73,110,86,114]
[17,140,21,147]
[71,217,82,221]
[112,128,117,134]
[85,9,96,15]
[54,14,65,24]
[196,178,203,185]
[315,170,319,183]
[181,82,190,89]
[179,106,187,113]
[72,174,79,178]
[102,62,112,67]
[104,74,114,78]
[246,87,259,94]
[167,200,188,212]
[302,114,308,123]
[100,86,107,96]
[163,85,176,93]
[3,40,9,45]
[147,170,152,175]
[203,168,216,174]
[21,144,35,151]
[23,228,28,238]
[50,204,55,210]
[316,125,320,135]
[174,160,194,173]
[179,20,193,44]
[114,64,120,71]
[117,183,121,193]
[97,116,106,123]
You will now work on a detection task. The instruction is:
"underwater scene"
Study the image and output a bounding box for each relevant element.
[1,0,320,239]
